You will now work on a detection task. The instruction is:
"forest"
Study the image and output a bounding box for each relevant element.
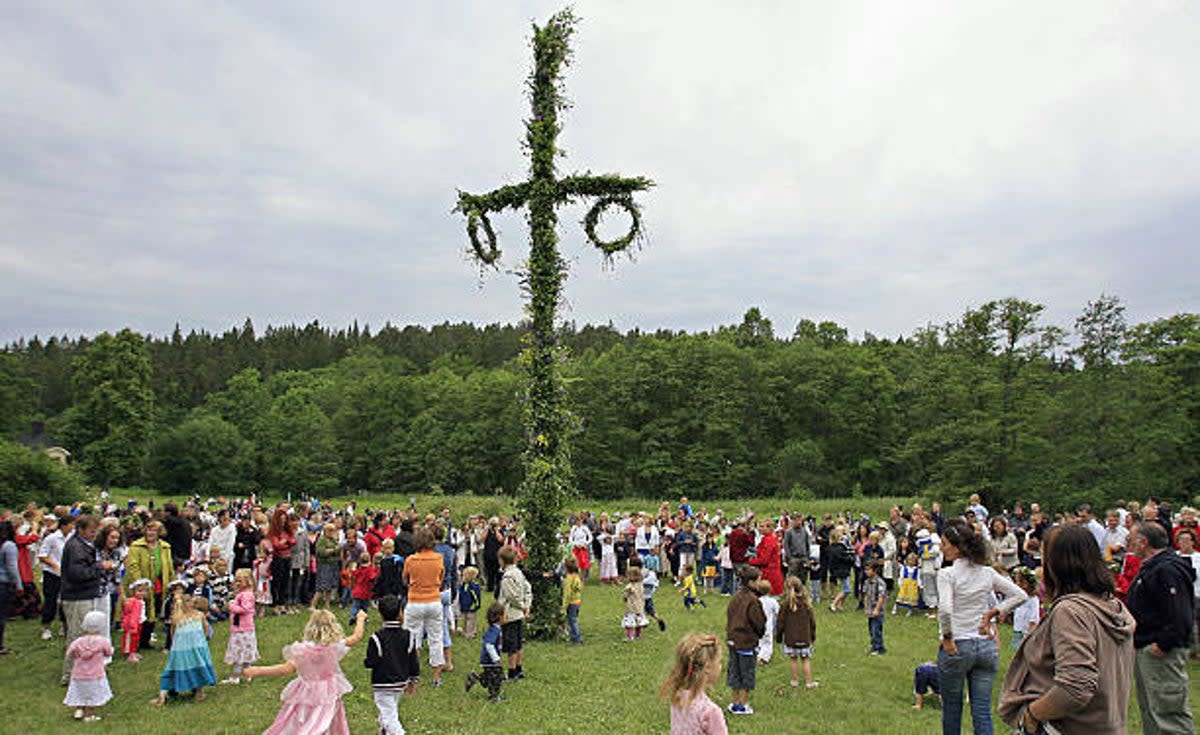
[1,295,1196,511]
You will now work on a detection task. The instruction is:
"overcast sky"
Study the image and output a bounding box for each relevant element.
[2,1,1198,345]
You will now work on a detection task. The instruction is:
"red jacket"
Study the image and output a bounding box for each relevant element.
[728,527,754,564]
[750,533,784,595]
[352,565,378,600]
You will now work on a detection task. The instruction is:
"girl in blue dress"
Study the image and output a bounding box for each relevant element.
[152,595,217,704]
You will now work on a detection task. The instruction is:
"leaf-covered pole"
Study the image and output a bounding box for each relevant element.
[453,8,652,638]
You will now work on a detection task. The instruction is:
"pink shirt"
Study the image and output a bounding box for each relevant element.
[66,635,113,681]
[229,589,257,632]
[670,691,727,735]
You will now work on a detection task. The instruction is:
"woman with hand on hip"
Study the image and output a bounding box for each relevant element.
[937,518,1028,735]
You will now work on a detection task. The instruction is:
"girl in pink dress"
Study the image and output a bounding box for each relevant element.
[245,608,368,735]
[661,632,727,735]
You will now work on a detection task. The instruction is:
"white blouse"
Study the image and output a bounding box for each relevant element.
[937,558,1028,641]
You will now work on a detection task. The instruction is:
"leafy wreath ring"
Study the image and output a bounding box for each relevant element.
[466,208,500,264]
[583,194,642,255]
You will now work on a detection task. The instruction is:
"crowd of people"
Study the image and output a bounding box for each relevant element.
[0,491,1197,734]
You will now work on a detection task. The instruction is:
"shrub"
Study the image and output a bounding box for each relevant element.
[0,439,83,508]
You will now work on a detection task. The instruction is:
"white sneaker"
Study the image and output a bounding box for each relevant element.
[41,629,53,641]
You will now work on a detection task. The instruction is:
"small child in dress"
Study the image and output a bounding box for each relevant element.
[725,566,766,716]
[912,660,940,709]
[122,578,150,663]
[634,554,667,632]
[622,567,649,640]
[465,602,506,702]
[561,557,583,644]
[64,610,114,722]
[222,568,259,684]
[458,566,482,638]
[775,576,817,689]
[599,532,617,584]
[245,608,369,734]
[350,552,378,624]
[153,595,217,705]
[209,558,231,622]
[364,595,420,735]
[680,564,707,610]
[661,632,727,735]
[754,579,779,665]
[1010,566,1041,648]
[864,560,887,655]
[893,552,921,616]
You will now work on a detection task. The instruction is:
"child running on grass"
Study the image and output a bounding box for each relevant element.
[245,609,368,735]
[662,632,727,735]
[775,576,818,689]
[364,595,419,735]
[465,602,507,702]
[630,554,667,632]
[725,566,766,715]
[153,595,217,705]
[680,564,706,610]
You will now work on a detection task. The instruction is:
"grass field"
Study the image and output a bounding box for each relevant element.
[3,577,1197,734]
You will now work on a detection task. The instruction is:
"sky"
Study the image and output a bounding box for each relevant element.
[2,1,1198,345]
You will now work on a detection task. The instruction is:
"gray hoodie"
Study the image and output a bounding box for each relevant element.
[998,592,1135,735]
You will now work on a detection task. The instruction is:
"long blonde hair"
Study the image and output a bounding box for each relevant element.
[302,609,345,646]
[783,575,811,612]
[659,633,722,706]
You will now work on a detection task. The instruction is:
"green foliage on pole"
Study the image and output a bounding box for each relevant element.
[454,8,653,638]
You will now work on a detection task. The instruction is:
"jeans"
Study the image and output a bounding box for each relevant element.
[938,638,998,735]
[565,603,581,643]
[349,597,372,624]
[720,568,734,594]
[440,589,454,649]
[868,615,885,653]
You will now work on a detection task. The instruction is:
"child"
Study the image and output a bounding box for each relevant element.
[725,566,766,715]
[718,542,734,596]
[312,523,341,611]
[497,545,531,681]
[680,564,707,610]
[209,558,231,622]
[153,595,217,704]
[661,632,727,735]
[1010,566,1041,648]
[561,557,583,644]
[187,568,215,617]
[754,579,779,665]
[245,609,368,734]
[458,566,482,638]
[775,576,817,689]
[223,568,259,684]
[863,560,887,655]
[350,551,378,624]
[161,579,186,651]
[122,578,150,663]
[700,534,719,593]
[374,538,405,601]
[893,552,921,616]
[912,660,940,709]
[64,610,114,722]
[465,602,506,702]
[254,540,273,611]
[637,555,667,632]
[599,532,617,583]
[364,595,420,735]
[622,567,649,640]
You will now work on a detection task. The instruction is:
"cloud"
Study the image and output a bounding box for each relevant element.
[1,0,1198,345]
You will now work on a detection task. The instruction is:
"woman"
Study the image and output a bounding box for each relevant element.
[0,520,20,654]
[937,518,1027,735]
[999,524,1134,734]
[827,527,854,611]
[749,520,783,596]
[266,508,296,614]
[124,520,174,650]
[988,517,1019,570]
[96,524,125,642]
[402,528,446,686]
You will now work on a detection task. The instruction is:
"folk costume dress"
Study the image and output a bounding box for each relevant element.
[895,564,921,611]
[159,617,217,693]
[261,640,354,735]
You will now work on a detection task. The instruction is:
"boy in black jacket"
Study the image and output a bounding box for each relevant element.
[364,595,419,735]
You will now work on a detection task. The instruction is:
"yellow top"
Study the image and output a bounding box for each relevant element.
[561,572,583,611]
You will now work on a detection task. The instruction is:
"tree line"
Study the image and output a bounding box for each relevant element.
[1,296,1196,511]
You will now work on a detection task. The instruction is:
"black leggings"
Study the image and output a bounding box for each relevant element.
[271,557,292,606]
[40,573,60,625]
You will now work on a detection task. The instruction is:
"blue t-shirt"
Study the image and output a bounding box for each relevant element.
[480,624,502,665]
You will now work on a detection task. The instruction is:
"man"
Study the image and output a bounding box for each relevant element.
[782,513,812,583]
[1101,509,1129,563]
[1126,522,1196,735]
[59,515,114,684]
[1076,503,1106,550]
[37,514,71,640]
[161,502,192,571]
[208,509,236,569]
